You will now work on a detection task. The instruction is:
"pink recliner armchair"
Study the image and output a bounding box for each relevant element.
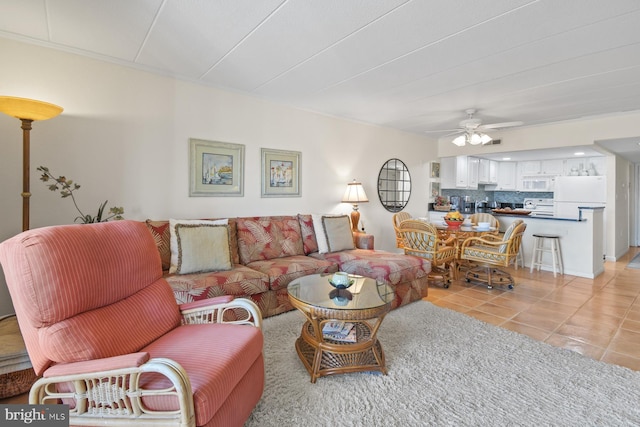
[0,220,264,427]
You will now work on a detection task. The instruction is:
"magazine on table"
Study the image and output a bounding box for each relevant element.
[322,321,357,343]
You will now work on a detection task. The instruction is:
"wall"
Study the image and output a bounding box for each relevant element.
[0,38,436,315]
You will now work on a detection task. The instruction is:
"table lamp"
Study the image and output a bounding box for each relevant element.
[342,179,369,232]
[0,96,63,231]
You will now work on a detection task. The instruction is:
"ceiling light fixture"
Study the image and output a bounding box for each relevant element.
[452,131,492,146]
[574,152,585,156]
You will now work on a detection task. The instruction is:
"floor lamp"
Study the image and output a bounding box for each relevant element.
[342,179,369,233]
[0,96,63,231]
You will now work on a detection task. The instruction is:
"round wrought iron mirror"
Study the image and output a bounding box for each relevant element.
[377,158,411,212]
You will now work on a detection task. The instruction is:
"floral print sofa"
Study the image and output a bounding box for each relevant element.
[145,215,430,318]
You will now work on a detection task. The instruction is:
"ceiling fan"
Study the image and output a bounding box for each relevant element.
[427,109,524,146]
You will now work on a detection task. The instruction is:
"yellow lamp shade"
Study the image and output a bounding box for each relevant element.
[0,96,63,121]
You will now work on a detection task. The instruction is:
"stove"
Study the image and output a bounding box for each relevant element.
[523,198,555,217]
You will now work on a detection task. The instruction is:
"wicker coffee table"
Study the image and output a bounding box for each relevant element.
[287,273,394,383]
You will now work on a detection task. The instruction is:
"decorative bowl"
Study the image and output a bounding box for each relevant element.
[477,222,491,230]
[444,219,463,228]
[328,272,354,289]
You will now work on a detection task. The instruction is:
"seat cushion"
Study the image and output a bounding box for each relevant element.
[313,249,430,285]
[140,323,264,427]
[165,265,270,304]
[245,255,338,290]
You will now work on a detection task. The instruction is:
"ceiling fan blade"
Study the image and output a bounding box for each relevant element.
[441,130,464,138]
[424,128,463,133]
[480,121,524,130]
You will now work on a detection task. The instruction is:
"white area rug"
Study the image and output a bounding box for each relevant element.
[245,301,640,426]
[627,252,640,269]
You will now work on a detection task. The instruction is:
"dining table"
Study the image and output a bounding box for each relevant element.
[433,223,498,277]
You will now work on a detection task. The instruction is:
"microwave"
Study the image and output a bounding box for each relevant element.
[520,175,555,191]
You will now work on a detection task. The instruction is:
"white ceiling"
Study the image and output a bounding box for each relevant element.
[2,0,640,161]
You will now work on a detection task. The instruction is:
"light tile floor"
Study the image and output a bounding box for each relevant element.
[425,247,640,371]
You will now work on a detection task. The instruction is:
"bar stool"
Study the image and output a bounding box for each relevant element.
[530,234,564,277]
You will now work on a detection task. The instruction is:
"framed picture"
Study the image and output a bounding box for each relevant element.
[189,138,244,197]
[430,181,440,198]
[261,148,301,197]
[430,161,440,178]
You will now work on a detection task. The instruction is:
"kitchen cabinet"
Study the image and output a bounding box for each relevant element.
[540,159,563,175]
[518,161,541,175]
[494,161,517,190]
[440,156,479,189]
[478,159,498,184]
[517,159,558,191]
[519,159,562,175]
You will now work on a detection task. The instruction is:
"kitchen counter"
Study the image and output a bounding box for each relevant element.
[491,213,585,221]
[496,207,604,279]
[429,207,604,278]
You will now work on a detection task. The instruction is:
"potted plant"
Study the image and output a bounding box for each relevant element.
[37,166,124,224]
[433,195,451,212]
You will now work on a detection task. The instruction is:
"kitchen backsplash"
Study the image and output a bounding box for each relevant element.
[441,189,554,204]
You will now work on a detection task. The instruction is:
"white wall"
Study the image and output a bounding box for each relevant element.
[0,38,437,315]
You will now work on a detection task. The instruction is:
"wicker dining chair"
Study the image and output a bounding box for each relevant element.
[468,213,500,235]
[399,219,457,287]
[392,211,412,248]
[459,220,527,289]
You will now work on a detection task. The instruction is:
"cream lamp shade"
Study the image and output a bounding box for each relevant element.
[0,96,63,231]
[342,180,369,232]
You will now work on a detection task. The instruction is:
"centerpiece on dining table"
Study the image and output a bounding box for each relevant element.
[443,211,465,228]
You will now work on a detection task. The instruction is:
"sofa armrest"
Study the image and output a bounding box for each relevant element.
[180,297,262,329]
[354,233,375,250]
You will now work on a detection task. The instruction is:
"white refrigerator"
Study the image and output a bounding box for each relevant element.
[553,176,606,219]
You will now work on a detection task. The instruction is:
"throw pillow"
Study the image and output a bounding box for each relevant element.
[312,214,330,253]
[323,215,355,252]
[169,218,230,274]
[313,214,354,254]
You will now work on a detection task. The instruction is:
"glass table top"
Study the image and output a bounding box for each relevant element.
[287,273,394,311]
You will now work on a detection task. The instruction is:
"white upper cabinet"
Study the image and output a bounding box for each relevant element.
[495,161,517,191]
[540,159,564,175]
[440,156,479,189]
[518,161,540,175]
[478,159,498,184]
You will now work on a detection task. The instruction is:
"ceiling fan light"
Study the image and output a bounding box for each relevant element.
[452,134,466,146]
[469,132,483,145]
[480,133,492,144]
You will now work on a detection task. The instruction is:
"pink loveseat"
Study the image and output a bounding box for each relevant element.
[146,214,431,318]
[0,221,264,427]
